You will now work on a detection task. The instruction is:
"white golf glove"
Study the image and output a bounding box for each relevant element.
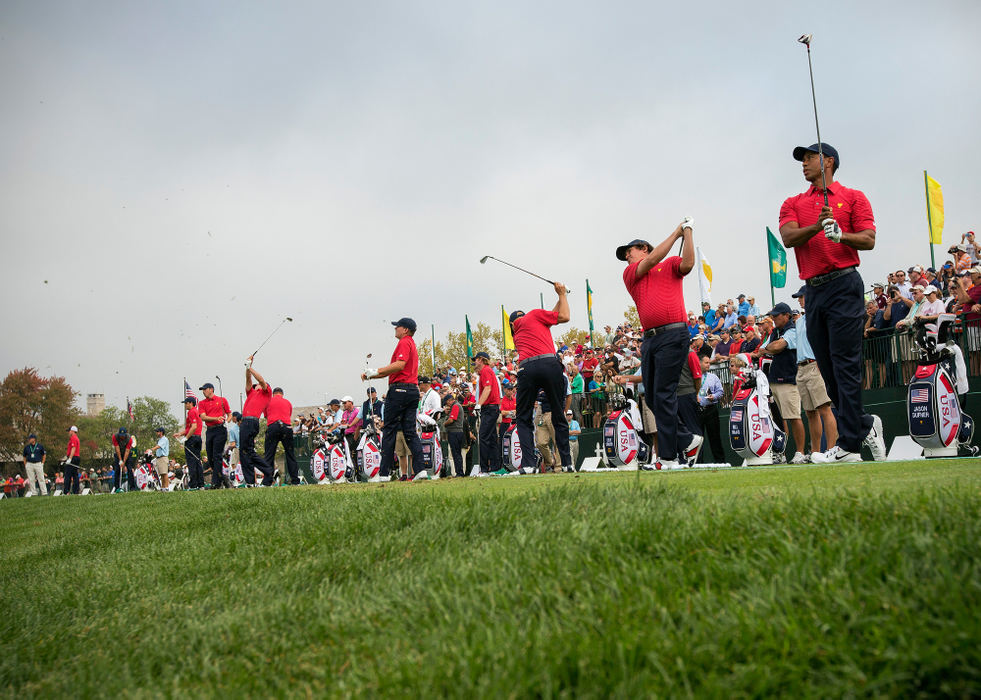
[682,216,694,230]
[364,368,379,379]
[823,218,842,242]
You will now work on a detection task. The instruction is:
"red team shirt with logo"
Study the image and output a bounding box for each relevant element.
[500,394,516,424]
[66,432,80,458]
[389,336,419,384]
[266,394,292,424]
[778,182,876,279]
[478,365,501,406]
[623,255,686,330]
[512,309,558,358]
[198,396,231,427]
[242,385,272,418]
[184,407,203,435]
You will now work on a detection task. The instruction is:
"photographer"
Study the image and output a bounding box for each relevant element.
[882,285,911,328]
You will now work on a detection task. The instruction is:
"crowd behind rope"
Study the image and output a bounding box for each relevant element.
[6,232,981,497]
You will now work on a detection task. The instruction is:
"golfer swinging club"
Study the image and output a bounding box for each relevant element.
[362,317,426,482]
[510,281,573,473]
[617,220,703,470]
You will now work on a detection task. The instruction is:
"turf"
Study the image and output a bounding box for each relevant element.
[1,460,979,697]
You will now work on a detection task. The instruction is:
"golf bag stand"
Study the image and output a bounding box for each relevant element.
[729,367,787,466]
[603,393,650,470]
[908,316,976,458]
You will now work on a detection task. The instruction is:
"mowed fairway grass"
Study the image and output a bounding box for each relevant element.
[2,461,980,697]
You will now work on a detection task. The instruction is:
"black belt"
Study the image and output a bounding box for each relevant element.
[807,266,856,287]
[242,416,260,422]
[518,353,559,367]
[390,382,417,388]
[206,424,226,430]
[269,420,287,427]
[798,358,816,366]
[643,322,686,338]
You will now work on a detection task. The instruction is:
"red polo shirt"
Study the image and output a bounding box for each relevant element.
[512,309,558,358]
[478,365,500,406]
[184,407,203,435]
[389,336,419,384]
[266,394,292,424]
[581,356,599,380]
[623,255,686,330]
[242,385,272,418]
[198,395,231,428]
[500,395,516,424]
[778,181,875,280]
[66,432,80,458]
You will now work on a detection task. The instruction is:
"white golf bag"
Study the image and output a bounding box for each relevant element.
[417,412,443,478]
[312,435,348,484]
[603,393,651,469]
[501,423,541,474]
[223,452,245,487]
[907,316,977,457]
[728,366,787,466]
[133,453,162,491]
[356,419,382,481]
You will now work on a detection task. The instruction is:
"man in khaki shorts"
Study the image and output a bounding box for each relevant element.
[756,302,807,464]
[153,427,170,490]
[793,286,839,460]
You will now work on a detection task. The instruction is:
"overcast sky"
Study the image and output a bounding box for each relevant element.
[2,1,979,417]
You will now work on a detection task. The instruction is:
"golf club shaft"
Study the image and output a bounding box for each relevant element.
[804,43,829,206]
[252,319,288,357]
[486,257,571,294]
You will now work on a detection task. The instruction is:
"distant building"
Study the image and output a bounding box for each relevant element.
[86,393,105,416]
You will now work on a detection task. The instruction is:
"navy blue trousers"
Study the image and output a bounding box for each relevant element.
[380,383,425,477]
[515,358,570,468]
[641,326,693,461]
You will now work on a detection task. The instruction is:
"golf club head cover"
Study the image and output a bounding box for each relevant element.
[822,218,842,242]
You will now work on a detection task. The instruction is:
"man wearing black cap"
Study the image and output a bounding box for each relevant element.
[198,382,231,489]
[471,352,502,474]
[23,434,47,496]
[362,317,426,481]
[778,142,885,463]
[617,221,704,470]
[510,281,573,473]
[176,397,204,489]
[241,356,276,486]
[361,387,383,435]
[755,302,806,464]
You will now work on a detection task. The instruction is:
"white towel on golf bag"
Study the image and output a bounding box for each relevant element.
[950,344,969,395]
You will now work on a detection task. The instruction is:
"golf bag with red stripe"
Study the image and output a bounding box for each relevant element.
[907,316,976,457]
[501,423,542,473]
[729,366,786,466]
[603,393,651,468]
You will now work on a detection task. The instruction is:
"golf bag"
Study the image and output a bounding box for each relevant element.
[223,452,245,487]
[312,435,347,484]
[417,412,443,478]
[603,392,651,469]
[729,366,787,466]
[907,316,977,457]
[501,423,542,473]
[356,417,382,481]
[133,452,162,491]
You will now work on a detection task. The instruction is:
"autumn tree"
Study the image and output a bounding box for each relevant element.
[0,368,79,462]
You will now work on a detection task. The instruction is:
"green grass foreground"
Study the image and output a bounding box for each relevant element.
[1,461,980,697]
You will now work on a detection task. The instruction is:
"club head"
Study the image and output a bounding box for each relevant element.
[479,256,489,264]
[366,353,372,359]
[286,317,293,322]
[797,34,812,45]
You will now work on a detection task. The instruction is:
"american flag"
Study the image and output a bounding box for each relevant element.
[731,409,743,422]
[184,380,196,400]
[911,388,930,403]
[127,397,134,421]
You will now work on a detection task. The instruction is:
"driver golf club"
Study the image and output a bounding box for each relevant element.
[797,33,829,207]
[251,316,293,358]
[479,256,571,294]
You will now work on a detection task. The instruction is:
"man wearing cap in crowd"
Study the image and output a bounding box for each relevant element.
[895,285,929,329]
[23,434,47,496]
[64,425,81,495]
[153,427,170,490]
[471,353,502,474]
[754,302,807,464]
[265,386,298,485]
[870,282,887,310]
[240,356,276,486]
[510,281,573,473]
[361,387,383,436]
[198,381,231,489]
[778,141,886,463]
[362,317,426,482]
[792,286,839,460]
[617,220,704,470]
[176,397,204,488]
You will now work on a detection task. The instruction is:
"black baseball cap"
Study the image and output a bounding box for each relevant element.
[509,310,525,324]
[231,412,241,420]
[367,387,377,395]
[155,426,165,434]
[329,398,340,406]
[28,433,36,439]
[199,382,214,391]
[392,317,417,332]
[615,239,652,261]
[791,285,807,298]
[766,302,793,316]
[183,397,197,405]
[472,351,491,362]
[419,375,431,384]
[793,143,840,169]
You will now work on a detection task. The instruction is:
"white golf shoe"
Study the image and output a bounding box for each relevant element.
[811,446,862,464]
[863,415,887,461]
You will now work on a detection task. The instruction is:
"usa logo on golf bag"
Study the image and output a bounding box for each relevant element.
[327,443,347,481]
[909,365,960,448]
[419,430,443,475]
[357,436,381,479]
[604,409,638,466]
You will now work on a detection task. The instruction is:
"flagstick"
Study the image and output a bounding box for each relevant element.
[431,324,436,376]
[924,170,937,270]
[767,231,776,308]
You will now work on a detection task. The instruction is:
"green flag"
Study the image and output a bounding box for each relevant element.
[465,315,473,360]
[767,227,787,289]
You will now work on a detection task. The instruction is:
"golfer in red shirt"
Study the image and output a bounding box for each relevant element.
[198,382,231,488]
[264,387,298,485]
[778,142,885,463]
[618,220,703,470]
[63,425,82,494]
[361,317,426,481]
[240,356,276,486]
[177,397,205,488]
[510,281,572,473]
[472,351,502,474]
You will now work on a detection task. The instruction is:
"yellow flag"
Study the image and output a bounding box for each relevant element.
[502,305,515,351]
[925,172,944,245]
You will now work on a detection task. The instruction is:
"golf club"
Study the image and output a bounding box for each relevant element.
[215,375,222,397]
[797,33,829,207]
[479,256,571,294]
[251,316,293,358]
